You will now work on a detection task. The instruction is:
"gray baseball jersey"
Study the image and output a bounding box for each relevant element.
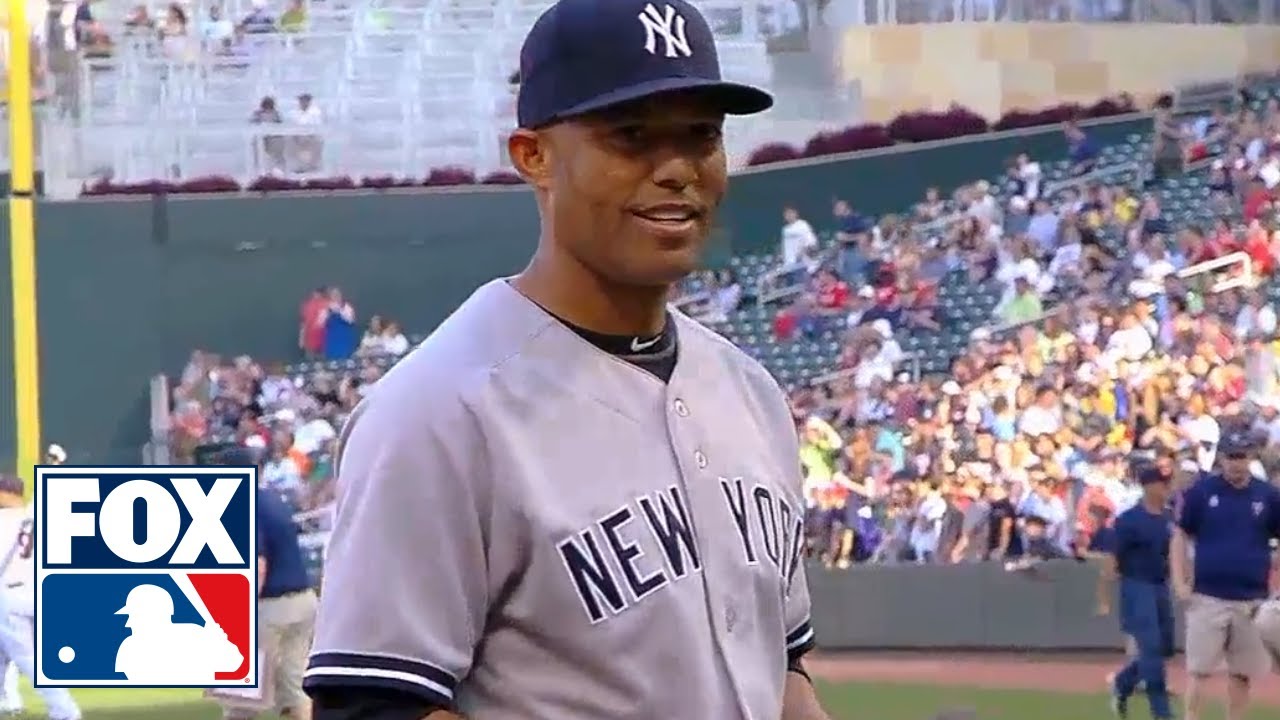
[305,279,815,719]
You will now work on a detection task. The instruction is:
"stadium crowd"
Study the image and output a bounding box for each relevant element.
[156,88,1280,587]
[782,98,1280,569]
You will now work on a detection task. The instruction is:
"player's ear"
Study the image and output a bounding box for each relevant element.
[508,128,552,190]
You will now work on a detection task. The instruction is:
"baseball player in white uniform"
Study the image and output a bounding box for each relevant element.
[0,475,80,719]
[303,0,832,718]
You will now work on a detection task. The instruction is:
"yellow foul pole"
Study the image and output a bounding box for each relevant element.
[7,0,42,485]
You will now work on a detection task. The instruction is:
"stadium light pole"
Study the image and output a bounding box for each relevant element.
[7,1,43,486]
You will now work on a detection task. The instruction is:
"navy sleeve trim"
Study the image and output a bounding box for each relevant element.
[304,651,457,708]
[785,619,816,663]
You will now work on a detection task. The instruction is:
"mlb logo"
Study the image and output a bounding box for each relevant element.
[34,467,258,688]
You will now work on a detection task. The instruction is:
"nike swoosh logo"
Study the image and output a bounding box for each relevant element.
[630,336,661,352]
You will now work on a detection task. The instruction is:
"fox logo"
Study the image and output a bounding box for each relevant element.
[34,467,258,688]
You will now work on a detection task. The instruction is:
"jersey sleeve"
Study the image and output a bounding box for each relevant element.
[304,386,492,709]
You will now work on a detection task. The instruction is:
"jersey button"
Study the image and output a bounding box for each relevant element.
[674,398,690,417]
[694,450,708,469]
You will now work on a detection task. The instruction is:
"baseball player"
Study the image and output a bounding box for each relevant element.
[303,0,831,718]
[0,475,81,720]
[1099,464,1174,719]
[1171,430,1280,720]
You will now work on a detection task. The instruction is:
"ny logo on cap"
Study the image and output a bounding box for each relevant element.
[638,3,692,59]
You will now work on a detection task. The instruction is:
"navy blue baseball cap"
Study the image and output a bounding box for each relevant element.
[516,0,773,129]
[1220,429,1254,454]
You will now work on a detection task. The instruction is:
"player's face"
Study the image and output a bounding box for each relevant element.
[520,91,729,287]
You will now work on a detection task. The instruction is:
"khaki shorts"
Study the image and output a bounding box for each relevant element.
[224,589,318,719]
[1184,593,1272,678]
[1255,599,1280,669]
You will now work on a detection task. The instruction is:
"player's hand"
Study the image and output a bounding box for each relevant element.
[1096,600,1111,616]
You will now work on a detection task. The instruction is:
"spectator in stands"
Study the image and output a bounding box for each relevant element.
[74,0,113,53]
[318,288,357,360]
[159,3,196,61]
[299,287,328,359]
[1151,103,1186,184]
[252,96,287,175]
[291,94,324,173]
[1065,120,1098,176]
[279,0,307,32]
[240,0,277,33]
[1013,152,1042,201]
[1234,289,1276,340]
[123,4,156,35]
[780,205,819,270]
[201,3,235,45]
[1025,198,1061,256]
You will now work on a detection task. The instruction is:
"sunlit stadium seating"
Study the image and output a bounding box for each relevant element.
[43,0,795,185]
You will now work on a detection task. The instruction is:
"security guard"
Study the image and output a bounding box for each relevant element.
[214,447,318,719]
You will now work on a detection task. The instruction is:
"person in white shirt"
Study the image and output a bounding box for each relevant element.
[292,407,336,455]
[1178,396,1219,471]
[779,206,819,269]
[1018,386,1062,437]
[1016,153,1042,201]
[379,321,411,356]
[1258,151,1280,190]
[1234,290,1277,340]
[201,3,235,44]
[909,482,948,562]
[1105,313,1153,362]
[292,93,324,172]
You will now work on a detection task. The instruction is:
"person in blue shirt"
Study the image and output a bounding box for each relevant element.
[1171,430,1280,720]
[213,446,319,720]
[1100,464,1174,719]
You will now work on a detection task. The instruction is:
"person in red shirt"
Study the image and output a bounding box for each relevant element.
[299,287,329,359]
[813,268,850,311]
[1241,219,1274,275]
[1208,217,1238,256]
[1242,178,1271,222]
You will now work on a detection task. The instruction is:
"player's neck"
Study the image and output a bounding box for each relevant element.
[1140,498,1164,514]
[515,250,669,337]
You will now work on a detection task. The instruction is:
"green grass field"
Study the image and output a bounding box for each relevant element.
[8,681,1277,719]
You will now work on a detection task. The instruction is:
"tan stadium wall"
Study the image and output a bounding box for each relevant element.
[840,23,1280,123]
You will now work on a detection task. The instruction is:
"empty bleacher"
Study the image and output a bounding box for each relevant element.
[38,0,796,186]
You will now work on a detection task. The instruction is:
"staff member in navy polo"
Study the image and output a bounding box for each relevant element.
[1100,464,1174,720]
[1171,430,1280,720]
[214,447,319,720]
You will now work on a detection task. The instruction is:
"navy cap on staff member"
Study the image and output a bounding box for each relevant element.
[1220,429,1254,456]
[516,0,774,129]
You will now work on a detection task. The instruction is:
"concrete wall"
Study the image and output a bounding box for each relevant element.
[840,23,1280,122]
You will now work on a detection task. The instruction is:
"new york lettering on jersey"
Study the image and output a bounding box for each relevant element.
[557,478,806,625]
[305,280,814,720]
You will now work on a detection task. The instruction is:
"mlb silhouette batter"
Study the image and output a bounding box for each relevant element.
[114,584,244,684]
[0,475,80,719]
[304,0,832,718]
